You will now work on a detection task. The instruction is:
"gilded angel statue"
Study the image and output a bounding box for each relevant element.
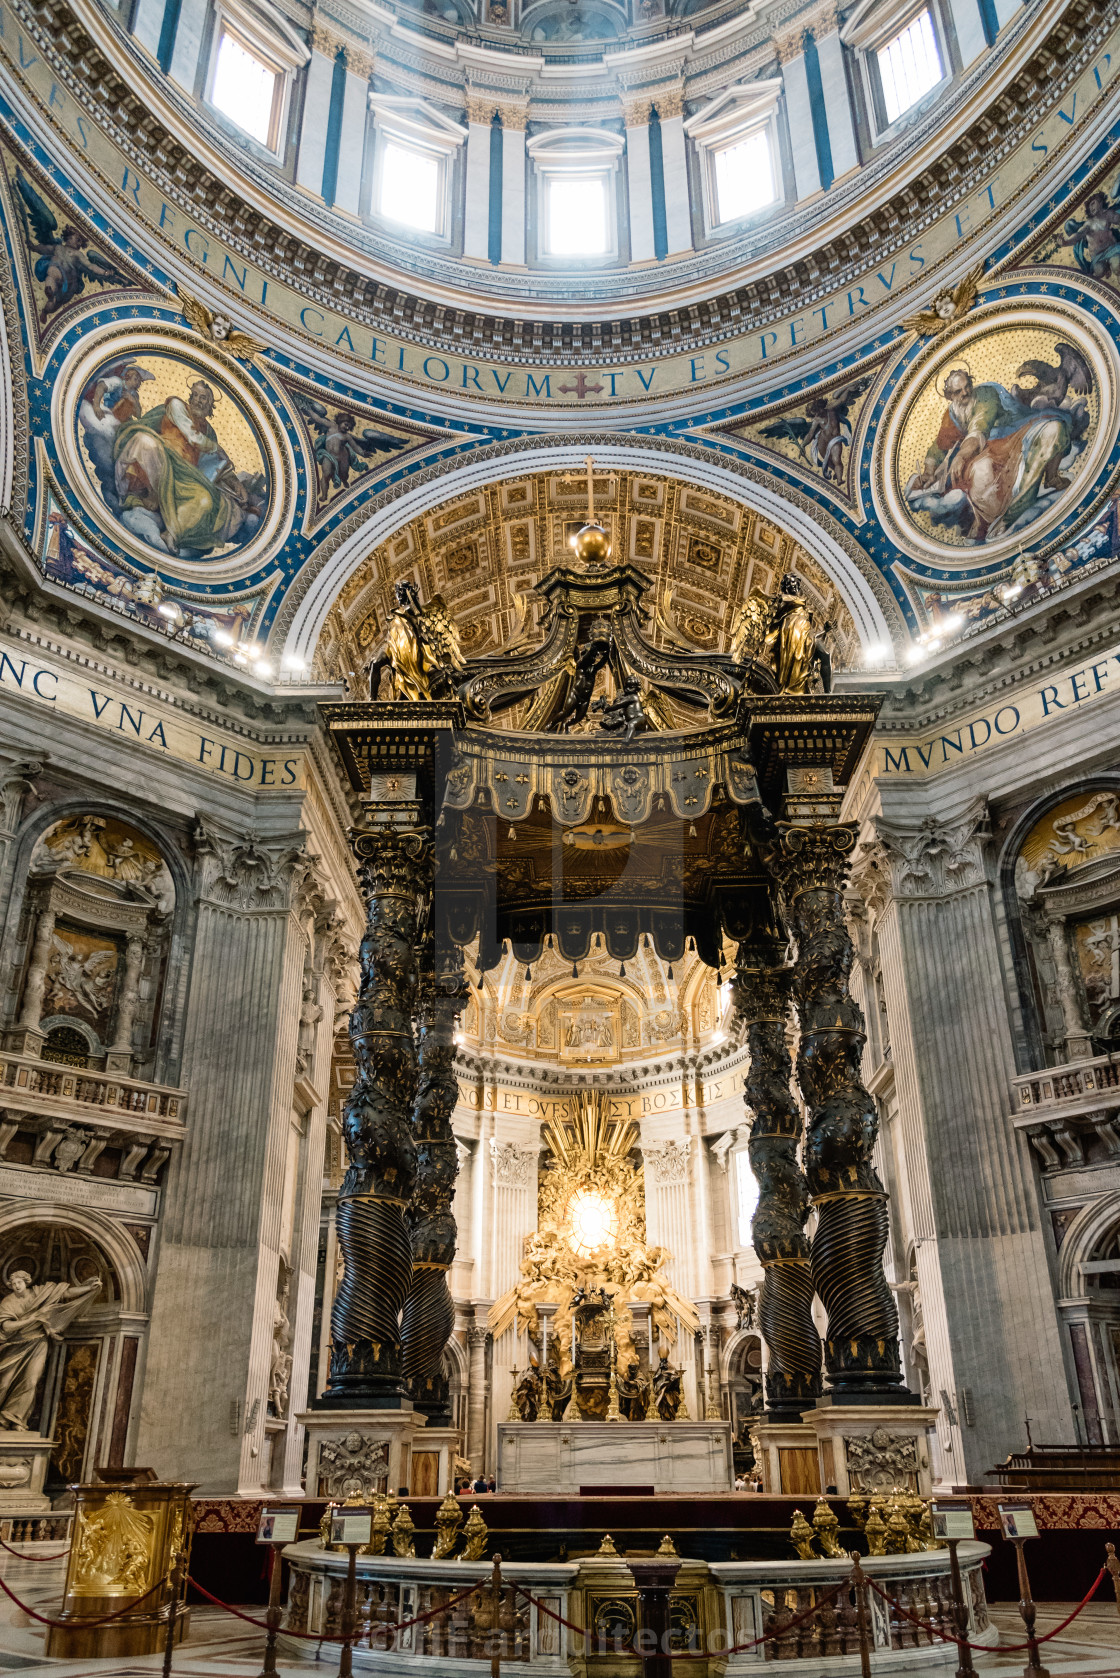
[902,261,985,338]
[728,589,772,663]
[177,287,266,360]
[369,581,465,702]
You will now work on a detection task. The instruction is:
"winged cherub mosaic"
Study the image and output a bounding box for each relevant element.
[14,170,130,321]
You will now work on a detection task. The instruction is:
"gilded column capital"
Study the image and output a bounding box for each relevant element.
[623,98,653,128]
[346,45,375,79]
[650,89,683,119]
[310,20,342,57]
[466,96,528,128]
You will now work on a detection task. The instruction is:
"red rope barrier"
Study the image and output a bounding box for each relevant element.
[0,1567,167,1629]
[0,1533,71,1561]
[867,1565,1107,1654]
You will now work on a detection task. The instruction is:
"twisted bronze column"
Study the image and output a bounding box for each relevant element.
[323,825,430,1408]
[734,956,822,1417]
[400,938,468,1422]
[769,824,906,1399]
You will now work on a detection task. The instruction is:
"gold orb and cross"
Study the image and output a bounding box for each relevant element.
[564,454,613,568]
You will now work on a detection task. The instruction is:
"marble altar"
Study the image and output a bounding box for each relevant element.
[496,1420,734,1495]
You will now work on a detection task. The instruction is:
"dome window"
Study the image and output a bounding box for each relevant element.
[201,0,308,157]
[683,82,783,235]
[380,141,442,234]
[368,96,467,244]
[877,9,944,122]
[841,0,951,140]
[211,30,280,147]
[527,129,624,264]
[711,127,776,225]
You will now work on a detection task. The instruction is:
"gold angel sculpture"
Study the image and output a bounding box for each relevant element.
[176,288,265,360]
[370,580,465,702]
[728,575,833,694]
[902,261,985,338]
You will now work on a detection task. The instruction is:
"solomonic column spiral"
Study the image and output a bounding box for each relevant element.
[733,956,822,1417]
[324,824,430,1408]
[400,938,468,1422]
[768,824,906,1399]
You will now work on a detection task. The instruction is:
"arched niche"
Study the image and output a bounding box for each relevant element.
[999,777,1120,1074]
[6,811,178,1079]
[0,1208,150,1484]
[1052,1192,1120,1445]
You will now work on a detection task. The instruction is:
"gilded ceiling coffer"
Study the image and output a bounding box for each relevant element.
[733,953,822,1418]
[323,820,430,1408]
[400,928,469,1422]
[769,825,907,1400]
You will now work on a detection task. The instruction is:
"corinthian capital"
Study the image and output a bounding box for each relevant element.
[869,797,992,900]
[193,820,309,909]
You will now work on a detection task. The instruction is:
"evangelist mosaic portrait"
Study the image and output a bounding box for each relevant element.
[74,349,272,560]
[892,328,1103,549]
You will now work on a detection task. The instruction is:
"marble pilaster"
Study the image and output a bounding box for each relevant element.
[853,799,1075,1480]
[134,822,314,1492]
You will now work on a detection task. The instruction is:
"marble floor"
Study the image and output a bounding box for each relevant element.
[0,1547,1116,1674]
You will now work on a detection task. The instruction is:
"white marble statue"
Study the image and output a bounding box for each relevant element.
[0,1272,101,1429]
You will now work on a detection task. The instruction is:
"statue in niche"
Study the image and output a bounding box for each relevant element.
[369,580,464,702]
[0,1270,101,1429]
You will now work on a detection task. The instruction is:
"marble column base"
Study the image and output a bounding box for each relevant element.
[497,1420,733,1494]
[297,1409,425,1502]
[751,1420,820,1495]
[0,1433,55,1513]
[802,1402,940,1497]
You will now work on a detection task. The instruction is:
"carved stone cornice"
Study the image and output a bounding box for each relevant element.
[192,820,310,911]
[862,798,993,902]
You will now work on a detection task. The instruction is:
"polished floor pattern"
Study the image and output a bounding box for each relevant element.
[0,1548,1116,1673]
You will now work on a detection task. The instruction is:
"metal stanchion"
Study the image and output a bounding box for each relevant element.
[161,1558,181,1678]
[945,1536,976,1678]
[257,1542,285,1678]
[1107,1543,1120,1624]
[491,1553,502,1678]
[850,1552,873,1678]
[337,1543,360,1678]
[1009,1536,1049,1678]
